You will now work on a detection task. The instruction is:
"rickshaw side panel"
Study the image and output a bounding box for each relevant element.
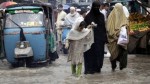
[25,28,47,62]
[4,29,19,63]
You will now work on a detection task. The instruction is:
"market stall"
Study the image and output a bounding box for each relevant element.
[128,13,150,54]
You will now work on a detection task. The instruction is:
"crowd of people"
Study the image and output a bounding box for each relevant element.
[55,1,130,78]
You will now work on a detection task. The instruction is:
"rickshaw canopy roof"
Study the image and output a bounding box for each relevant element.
[6,6,42,10]
[5,3,53,18]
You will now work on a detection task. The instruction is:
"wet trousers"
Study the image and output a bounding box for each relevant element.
[111,46,128,70]
[71,63,82,77]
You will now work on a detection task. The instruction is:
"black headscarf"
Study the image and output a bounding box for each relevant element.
[84,1,107,43]
[85,1,103,26]
[90,1,101,15]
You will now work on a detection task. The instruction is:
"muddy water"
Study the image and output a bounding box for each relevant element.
[0,54,150,84]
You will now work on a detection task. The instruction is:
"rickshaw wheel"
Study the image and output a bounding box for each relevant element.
[26,57,33,67]
[11,60,25,68]
[11,57,33,67]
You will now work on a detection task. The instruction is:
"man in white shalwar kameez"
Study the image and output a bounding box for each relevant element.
[56,4,67,50]
[64,7,80,27]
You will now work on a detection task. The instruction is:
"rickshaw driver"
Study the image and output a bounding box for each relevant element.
[55,4,67,51]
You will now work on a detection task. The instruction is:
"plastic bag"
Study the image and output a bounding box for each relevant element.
[117,26,129,46]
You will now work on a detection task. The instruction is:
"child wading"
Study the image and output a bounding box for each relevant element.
[65,17,94,77]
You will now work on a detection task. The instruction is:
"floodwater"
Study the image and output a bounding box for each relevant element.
[0,54,150,84]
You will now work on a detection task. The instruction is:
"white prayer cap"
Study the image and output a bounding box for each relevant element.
[70,6,75,10]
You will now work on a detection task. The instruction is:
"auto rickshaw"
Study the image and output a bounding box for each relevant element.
[0,3,56,67]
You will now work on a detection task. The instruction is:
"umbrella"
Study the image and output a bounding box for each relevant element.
[0,1,17,8]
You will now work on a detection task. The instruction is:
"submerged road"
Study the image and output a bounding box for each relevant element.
[0,54,150,84]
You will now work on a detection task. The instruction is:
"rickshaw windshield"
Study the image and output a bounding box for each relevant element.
[5,11,44,28]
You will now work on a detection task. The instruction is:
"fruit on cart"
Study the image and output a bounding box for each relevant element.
[129,13,150,32]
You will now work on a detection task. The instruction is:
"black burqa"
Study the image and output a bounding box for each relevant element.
[84,1,107,73]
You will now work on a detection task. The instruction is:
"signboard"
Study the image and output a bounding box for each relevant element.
[7,9,41,14]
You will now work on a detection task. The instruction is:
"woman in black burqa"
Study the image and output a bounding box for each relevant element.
[84,1,108,74]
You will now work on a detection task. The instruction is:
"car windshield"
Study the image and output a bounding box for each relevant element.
[5,12,44,28]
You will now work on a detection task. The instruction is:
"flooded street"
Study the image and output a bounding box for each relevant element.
[0,54,150,84]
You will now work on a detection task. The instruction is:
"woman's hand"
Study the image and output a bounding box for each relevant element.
[87,25,93,29]
[65,40,69,49]
[65,43,69,49]
[91,22,97,27]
